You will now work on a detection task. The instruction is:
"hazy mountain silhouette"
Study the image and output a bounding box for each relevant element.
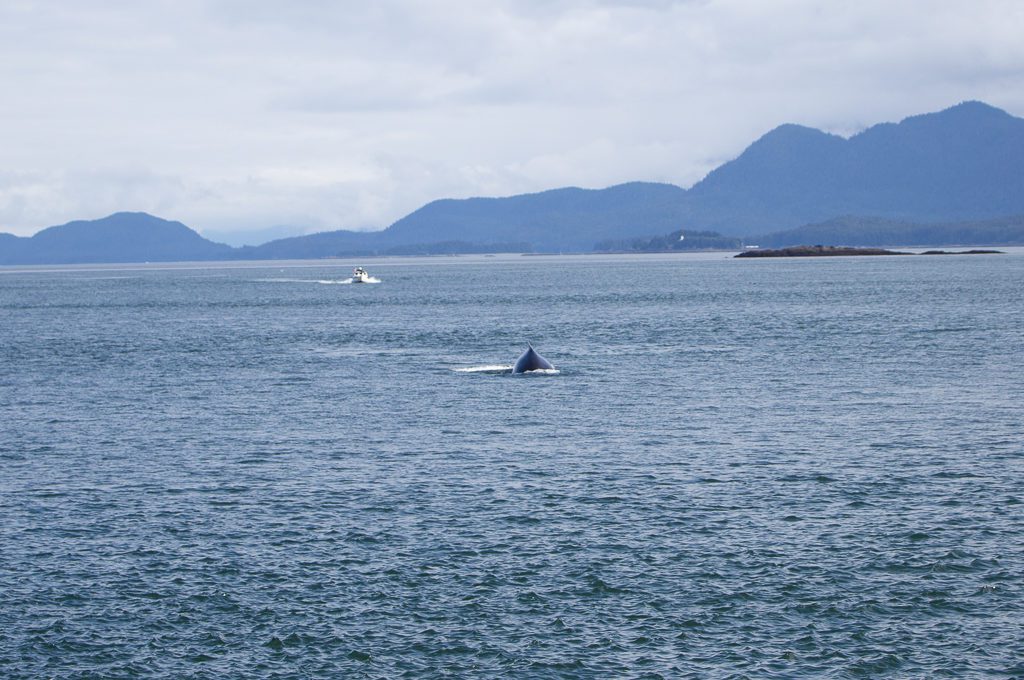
[684,100,1024,235]
[595,229,742,252]
[305,100,1024,247]
[237,182,689,258]
[752,214,1024,248]
[0,212,233,264]
[233,229,377,260]
[381,183,690,252]
[4,101,1024,264]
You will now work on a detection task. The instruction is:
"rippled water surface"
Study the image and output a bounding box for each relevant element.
[2,253,1023,678]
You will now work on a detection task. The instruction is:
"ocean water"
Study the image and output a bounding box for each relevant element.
[1,252,1022,678]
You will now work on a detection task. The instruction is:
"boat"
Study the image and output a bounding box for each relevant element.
[351,266,371,283]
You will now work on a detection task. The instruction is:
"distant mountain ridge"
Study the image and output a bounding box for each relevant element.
[4,100,1024,264]
[382,182,690,251]
[237,182,689,258]
[612,214,1024,252]
[595,229,742,252]
[243,100,1024,250]
[751,214,1024,248]
[683,100,1024,234]
[0,212,233,264]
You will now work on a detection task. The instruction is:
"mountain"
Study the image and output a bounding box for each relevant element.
[254,100,1024,250]
[0,212,233,265]
[616,214,1024,251]
[683,101,1024,235]
[0,233,25,261]
[4,101,1024,264]
[752,214,1024,248]
[595,229,742,252]
[234,229,377,260]
[239,182,690,257]
[379,182,689,252]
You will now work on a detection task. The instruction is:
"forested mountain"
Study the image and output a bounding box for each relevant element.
[4,101,1024,264]
[682,101,1024,235]
[752,215,1024,248]
[0,212,233,265]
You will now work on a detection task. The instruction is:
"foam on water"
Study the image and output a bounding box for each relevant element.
[452,364,514,373]
[452,365,560,375]
[251,277,382,284]
[251,277,350,284]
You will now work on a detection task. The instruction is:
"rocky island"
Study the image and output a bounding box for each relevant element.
[735,245,1006,258]
[919,249,1004,255]
[735,245,907,258]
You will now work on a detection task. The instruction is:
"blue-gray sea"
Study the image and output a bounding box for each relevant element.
[2,252,1023,679]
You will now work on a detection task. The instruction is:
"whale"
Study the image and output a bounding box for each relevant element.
[512,344,555,373]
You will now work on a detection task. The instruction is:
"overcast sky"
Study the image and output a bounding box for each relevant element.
[2,0,1023,242]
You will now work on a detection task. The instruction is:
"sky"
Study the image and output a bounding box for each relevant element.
[2,0,1023,243]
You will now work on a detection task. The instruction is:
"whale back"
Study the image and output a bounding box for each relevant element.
[512,345,554,373]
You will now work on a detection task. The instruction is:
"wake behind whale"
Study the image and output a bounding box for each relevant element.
[454,345,559,375]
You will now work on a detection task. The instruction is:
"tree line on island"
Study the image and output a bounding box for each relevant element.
[3,101,1024,265]
[595,230,742,252]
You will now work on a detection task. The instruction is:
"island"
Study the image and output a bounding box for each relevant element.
[735,245,908,258]
[735,245,1007,258]
[919,249,1004,255]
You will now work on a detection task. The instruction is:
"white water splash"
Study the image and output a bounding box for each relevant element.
[452,364,513,374]
[452,365,560,375]
[252,277,381,285]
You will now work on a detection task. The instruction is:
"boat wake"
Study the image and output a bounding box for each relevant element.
[251,278,377,285]
[343,276,381,284]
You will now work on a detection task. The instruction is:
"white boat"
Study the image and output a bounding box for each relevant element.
[351,266,371,283]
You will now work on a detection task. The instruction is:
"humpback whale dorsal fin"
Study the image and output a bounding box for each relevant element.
[512,344,554,373]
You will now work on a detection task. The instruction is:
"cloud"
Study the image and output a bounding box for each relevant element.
[1,0,1023,237]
